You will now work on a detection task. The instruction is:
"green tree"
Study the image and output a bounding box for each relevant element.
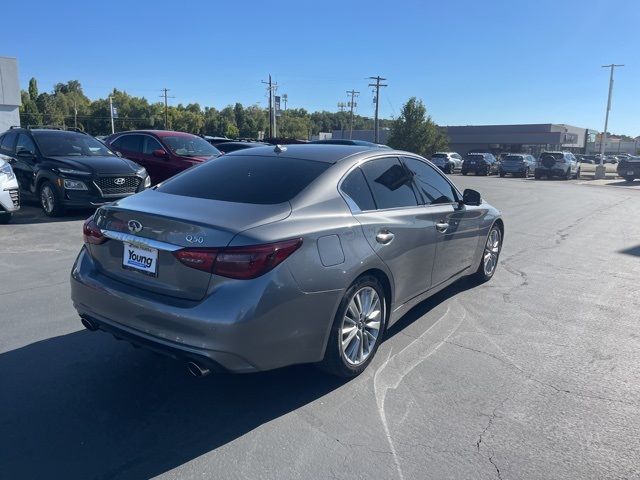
[387,97,448,156]
[28,78,38,102]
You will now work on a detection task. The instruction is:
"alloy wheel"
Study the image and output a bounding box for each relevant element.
[483,228,501,276]
[340,286,382,365]
[41,185,55,214]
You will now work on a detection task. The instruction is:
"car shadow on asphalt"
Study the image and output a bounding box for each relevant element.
[618,245,640,257]
[0,277,478,479]
[8,202,94,225]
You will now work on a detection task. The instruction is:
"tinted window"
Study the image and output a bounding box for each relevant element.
[360,157,417,209]
[32,131,115,156]
[113,135,143,153]
[431,153,447,158]
[540,152,563,161]
[16,134,37,154]
[157,154,331,204]
[143,136,164,155]
[0,131,18,154]
[504,155,524,162]
[162,135,220,157]
[341,168,376,211]
[403,157,457,205]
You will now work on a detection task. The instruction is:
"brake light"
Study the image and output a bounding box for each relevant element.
[83,217,106,245]
[173,238,302,279]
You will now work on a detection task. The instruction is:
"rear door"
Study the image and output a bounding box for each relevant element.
[348,157,438,304]
[402,157,482,288]
[14,133,39,192]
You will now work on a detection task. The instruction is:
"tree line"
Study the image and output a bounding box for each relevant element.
[19,78,448,156]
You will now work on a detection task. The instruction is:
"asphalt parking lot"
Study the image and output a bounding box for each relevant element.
[1,176,639,480]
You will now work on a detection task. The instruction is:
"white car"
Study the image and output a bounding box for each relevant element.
[0,156,19,224]
[430,152,463,173]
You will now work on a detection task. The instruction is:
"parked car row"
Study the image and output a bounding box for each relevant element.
[430,150,582,180]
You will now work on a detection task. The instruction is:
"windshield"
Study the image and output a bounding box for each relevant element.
[540,152,564,160]
[33,131,115,157]
[431,153,446,158]
[162,135,221,157]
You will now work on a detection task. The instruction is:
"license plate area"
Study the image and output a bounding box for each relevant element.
[122,242,158,276]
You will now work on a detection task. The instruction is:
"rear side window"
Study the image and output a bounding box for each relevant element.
[341,168,376,211]
[157,154,331,204]
[360,157,417,209]
[403,157,457,205]
[112,135,143,153]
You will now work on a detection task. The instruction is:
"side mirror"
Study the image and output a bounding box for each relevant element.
[153,149,167,158]
[462,188,482,206]
[16,149,35,158]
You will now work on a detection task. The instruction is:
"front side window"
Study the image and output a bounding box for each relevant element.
[360,157,417,209]
[143,136,164,155]
[0,131,18,154]
[161,135,220,158]
[403,157,457,205]
[33,131,115,157]
[341,168,376,211]
[16,134,37,155]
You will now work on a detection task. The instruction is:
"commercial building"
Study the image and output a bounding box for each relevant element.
[0,57,20,132]
[445,124,592,157]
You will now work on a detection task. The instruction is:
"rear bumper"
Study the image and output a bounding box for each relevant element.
[535,167,567,177]
[70,246,342,373]
[461,166,487,174]
[500,165,527,174]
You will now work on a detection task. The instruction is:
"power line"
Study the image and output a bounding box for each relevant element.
[368,76,387,143]
[346,89,360,139]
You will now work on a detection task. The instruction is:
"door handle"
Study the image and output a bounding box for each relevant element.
[376,229,395,245]
[435,222,449,233]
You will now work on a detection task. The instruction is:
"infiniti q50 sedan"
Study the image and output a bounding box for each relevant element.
[71,145,503,378]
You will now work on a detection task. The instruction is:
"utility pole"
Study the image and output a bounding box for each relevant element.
[596,64,624,179]
[368,76,387,143]
[73,100,78,129]
[282,93,288,111]
[261,75,278,138]
[159,88,174,130]
[337,102,346,112]
[347,89,360,140]
[109,95,115,134]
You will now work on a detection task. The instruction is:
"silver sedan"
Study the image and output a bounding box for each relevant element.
[71,145,503,377]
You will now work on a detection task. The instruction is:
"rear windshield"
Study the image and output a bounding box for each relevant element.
[431,153,446,158]
[541,153,564,160]
[466,154,483,159]
[157,154,331,204]
[504,155,524,161]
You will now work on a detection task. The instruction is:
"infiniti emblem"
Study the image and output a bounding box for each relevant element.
[127,220,143,233]
[114,177,126,185]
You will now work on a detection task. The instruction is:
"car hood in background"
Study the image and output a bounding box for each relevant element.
[47,156,141,175]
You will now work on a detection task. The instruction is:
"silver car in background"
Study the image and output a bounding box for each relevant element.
[430,152,463,173]
[71,145,503,377]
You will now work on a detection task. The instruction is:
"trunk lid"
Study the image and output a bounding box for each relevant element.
[88,189,292,300]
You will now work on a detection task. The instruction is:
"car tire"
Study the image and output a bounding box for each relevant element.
[574,168,581,180]
[462,171,467,176]
[499,171,505,178]
[474,224,502,283]
[319,275,386,378]
[39,181,65,217]
[523,168,530,178]
[0,212,12,224]
[564,169,572,180]
[624,176,635,183]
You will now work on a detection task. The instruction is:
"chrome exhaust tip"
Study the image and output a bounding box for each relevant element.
[187,361,210,377]
[81,317,99,331]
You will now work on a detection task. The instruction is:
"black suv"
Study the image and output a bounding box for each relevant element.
[461,152,499,176]
[0,127,150,216]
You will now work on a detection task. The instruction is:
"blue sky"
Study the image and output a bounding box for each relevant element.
[4,0,639,134]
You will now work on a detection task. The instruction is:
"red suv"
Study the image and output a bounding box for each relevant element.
[106,130,221,185]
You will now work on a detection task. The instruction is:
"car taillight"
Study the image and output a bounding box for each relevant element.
[83,217,106,245]
[173,238,302,279]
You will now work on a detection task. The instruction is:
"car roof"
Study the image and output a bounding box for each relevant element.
[114,130,199,138]
[229,144,403,164]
